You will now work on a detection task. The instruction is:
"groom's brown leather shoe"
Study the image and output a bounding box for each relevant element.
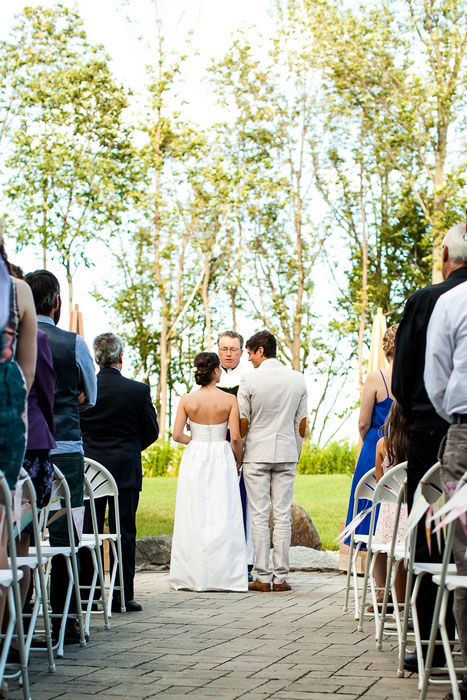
[248,579,271,592]
[273,581,292,592]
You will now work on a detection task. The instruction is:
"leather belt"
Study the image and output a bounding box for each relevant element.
[453,414,467,424]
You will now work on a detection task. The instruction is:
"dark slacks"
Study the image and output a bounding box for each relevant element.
[48,452,84,616]
[80,489,139,603]
[407,420,455,658]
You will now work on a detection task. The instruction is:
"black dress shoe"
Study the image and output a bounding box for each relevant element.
[404,650,446,674]
[443,680,467,700]
[404,651,419,673]
[112,599,142,613]
[52,621,88,645]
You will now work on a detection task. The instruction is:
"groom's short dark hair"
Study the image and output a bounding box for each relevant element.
[246,330,276,358]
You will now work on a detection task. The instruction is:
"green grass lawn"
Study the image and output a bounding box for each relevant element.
[137,474,352,551]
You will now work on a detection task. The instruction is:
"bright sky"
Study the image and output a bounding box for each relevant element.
[0,0,360,442]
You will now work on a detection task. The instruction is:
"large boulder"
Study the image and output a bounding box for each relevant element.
[135,534,172,571]
[269,502,322,550]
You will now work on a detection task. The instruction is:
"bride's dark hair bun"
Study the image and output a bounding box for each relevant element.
[194,352,220,386]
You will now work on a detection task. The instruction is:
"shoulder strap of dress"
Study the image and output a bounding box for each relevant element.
[379,369,390,398]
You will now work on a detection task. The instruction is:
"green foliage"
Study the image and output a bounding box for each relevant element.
[142,439,357,479]
[137,474,352,550]
[142,441,184,478]
[2,5,134,303]
[297,440,357,476]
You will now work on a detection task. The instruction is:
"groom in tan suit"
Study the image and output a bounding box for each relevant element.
[237,330,308,592]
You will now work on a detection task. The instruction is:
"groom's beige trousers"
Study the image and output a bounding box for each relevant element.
[243,461,296,584]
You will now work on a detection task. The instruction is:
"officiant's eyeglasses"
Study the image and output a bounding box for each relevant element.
[219,347,241,354]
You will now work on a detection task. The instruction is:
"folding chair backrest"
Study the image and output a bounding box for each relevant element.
[42,465,78,555]
[352,467,377,515]
[419,461,443,505]
[0,472,19,575]
[373,461,407,507]
[84,458,118,500]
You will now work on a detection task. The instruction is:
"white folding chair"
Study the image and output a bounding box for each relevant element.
[78,473,110,635]
[397,461,449,682]
[421,473,467,700]
[358,462,407,635]
[343,467,377,620]
[11,468,55,673]
[83,458,126,615]
[365,462,408,651]
[29,465,86,657]
[0,472,30,700]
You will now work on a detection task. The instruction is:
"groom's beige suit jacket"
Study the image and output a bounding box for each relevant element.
[237,358,308,463]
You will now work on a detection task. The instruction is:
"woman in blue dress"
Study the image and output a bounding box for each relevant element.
[345,324,398,543]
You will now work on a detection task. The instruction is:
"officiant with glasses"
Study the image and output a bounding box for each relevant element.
[217,331,255,578]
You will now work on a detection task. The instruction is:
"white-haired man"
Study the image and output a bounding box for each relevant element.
[80,333,159,612]
[393,223,467,674]
[425,270,467,700]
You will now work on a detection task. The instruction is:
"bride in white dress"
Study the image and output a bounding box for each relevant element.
[169,352,248,592]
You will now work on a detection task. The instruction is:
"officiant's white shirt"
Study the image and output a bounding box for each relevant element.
[218,354,252,390]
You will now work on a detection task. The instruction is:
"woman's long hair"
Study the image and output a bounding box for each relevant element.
[384,400,412,467]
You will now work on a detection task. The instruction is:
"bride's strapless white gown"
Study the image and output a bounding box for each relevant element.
[169,421,248,592]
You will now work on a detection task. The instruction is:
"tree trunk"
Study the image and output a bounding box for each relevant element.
[158,318,170,441]
[201,252,212,350]
[230,289,237,331]
[357,180,369,395]
[66,260,73,317]
[431,120,448,283]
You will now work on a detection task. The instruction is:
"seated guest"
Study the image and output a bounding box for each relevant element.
[80,333,159,612]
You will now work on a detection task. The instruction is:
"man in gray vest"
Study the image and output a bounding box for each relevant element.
[26,270,96,643]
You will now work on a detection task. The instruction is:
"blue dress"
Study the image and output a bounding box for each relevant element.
[345,371,392,544]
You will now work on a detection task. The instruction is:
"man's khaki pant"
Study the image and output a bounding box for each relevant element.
[243,461,296,584]
[439,423,467,681]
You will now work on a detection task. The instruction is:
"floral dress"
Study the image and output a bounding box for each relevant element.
[374,455,408,545]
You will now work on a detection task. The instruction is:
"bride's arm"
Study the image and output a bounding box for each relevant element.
[228,398,243,470]
[173,398,191,445]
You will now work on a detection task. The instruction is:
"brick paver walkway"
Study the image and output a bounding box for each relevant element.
[10,571,449,699]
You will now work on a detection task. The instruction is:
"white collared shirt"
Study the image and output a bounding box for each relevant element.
[425,280,467,422]
[217,355,251,389]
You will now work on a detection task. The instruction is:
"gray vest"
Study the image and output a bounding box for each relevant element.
[38,321,81,442]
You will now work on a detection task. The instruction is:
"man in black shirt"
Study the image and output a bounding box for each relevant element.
[392,223,467,674]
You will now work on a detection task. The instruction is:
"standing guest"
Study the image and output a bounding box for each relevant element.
[9,266,56,607]
[79,333,159,612]
[0,243,37,487]
[392,222,467,672]
[344,325,398,543]
[238,330,308,592]
[0,237,36,684]
[217,331,255,578]
[425,279,467,700]
[25,269,96,644]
